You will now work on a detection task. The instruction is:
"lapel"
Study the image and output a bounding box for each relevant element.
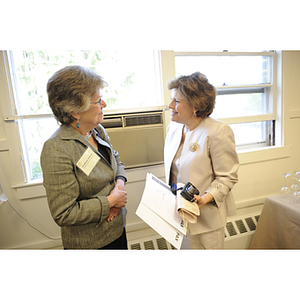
[165,122,183,184]
[60,124,113,169]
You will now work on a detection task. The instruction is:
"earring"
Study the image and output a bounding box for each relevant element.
[77,119,79,128]
[193,110,197,116]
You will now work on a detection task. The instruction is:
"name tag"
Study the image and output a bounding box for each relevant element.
[76,147,100,176]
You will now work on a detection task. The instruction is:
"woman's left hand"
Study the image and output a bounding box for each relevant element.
[194,192,214,210]
[107,207,121,222]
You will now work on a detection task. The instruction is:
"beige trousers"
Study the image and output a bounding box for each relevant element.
[181,227,225,250]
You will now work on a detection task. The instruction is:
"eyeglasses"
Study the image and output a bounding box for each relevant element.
[90,94,104,105]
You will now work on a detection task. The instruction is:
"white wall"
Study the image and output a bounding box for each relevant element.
[0,51,299,249]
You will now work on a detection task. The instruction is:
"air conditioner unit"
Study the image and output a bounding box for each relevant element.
[102,109,165,169]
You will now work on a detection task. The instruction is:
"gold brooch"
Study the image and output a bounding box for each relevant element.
[189,142,198,152]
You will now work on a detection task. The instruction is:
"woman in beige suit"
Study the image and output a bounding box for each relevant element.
[41,66,128,249]
[164,72,239,249]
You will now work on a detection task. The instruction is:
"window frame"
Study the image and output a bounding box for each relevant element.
[173,51,277,149]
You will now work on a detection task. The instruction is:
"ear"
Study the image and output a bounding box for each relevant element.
[69,111,80,120]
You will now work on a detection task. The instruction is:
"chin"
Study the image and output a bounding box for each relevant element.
[171,115,178,122]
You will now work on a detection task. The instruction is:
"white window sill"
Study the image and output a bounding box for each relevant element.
[12,179,45,200]
[238,145,291,165]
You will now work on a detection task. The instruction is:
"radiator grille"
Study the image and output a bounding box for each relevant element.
[144,240,155,250]
[226,222,237,236]
[128,236,176,250]
[156,237,169,250]
[235,219,247,234]
[225,213,260,238]
[245,217,256,231]
[130,243,142,250]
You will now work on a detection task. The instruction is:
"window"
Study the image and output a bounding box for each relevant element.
[1,50,281,185]
[4,50,162,182]
[174,51,276,149]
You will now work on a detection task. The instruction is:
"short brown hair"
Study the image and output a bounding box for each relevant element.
[47,65,107,124]
[167,72,216,118]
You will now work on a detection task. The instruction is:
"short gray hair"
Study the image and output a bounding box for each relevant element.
[47,65,107,124]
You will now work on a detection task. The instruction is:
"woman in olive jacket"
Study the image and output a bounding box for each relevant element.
[41,66,128,249]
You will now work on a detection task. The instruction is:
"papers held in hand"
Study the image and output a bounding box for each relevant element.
[136,173,186,249]
[176,183,200,224]
[136,174,200,249]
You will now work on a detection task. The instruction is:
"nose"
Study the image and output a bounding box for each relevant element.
[169,98,175,109]
[101,100,107,108]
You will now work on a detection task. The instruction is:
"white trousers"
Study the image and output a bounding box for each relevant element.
[181,227,225,250]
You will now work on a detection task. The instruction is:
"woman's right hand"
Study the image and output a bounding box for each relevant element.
[107,185,127,208]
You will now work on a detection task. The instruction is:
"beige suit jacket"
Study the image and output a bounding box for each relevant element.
[41,124,127,249]
[164,117,239,235]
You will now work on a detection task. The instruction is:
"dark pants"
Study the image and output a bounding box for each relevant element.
[99,228,128,250]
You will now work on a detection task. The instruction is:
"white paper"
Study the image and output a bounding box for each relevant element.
[136,173,186,249]
[136,202,184,249]
[141,173,186,234]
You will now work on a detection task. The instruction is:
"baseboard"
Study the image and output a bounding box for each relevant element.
[10,239,63,250]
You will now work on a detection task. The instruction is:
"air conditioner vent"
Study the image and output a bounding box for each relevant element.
[101,117,122,128]
[255,215,260,222]
[124,114,162,127]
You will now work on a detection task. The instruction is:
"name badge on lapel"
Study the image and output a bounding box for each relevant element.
[76,147,100,176]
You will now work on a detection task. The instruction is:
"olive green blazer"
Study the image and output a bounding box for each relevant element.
[41,124,127,249]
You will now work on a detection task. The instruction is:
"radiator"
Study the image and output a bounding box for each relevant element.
[129,236,176,250]
[127,212,261,250]
[224,212,260,249]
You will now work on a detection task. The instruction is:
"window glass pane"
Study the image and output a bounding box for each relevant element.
[10,50,161,115]
[230,121,271,147]
[211,90,269,119]
[175,55,271,86]
[20,118,59,180]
